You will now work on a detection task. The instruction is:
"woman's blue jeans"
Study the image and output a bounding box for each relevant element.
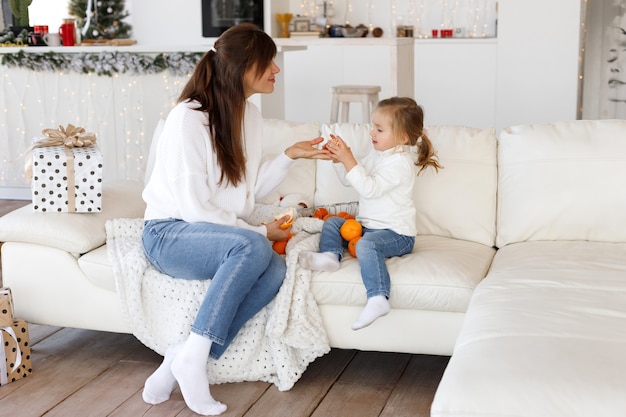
[319,216,415,299]
[142,218,286,359]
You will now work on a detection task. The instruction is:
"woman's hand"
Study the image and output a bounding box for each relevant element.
[265,215,293,242]
[285,137,332,160]
[325,134,358,171]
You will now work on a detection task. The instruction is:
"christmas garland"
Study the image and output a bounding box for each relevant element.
[0,49,204,76]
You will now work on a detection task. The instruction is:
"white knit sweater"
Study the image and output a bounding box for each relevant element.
[143,100,293,234]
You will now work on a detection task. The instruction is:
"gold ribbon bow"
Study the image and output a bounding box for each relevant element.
[39,124,98,149]
[24,124,98,212]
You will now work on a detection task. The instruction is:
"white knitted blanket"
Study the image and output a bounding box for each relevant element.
[105,213,329,391]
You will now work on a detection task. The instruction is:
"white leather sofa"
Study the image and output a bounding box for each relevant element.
[431,120,626,417]
[1,118,626,416]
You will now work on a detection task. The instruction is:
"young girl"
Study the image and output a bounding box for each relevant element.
[299,97,442,330]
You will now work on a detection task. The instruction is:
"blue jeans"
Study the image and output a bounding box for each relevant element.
[319,216,415,299]
[142,218,286,359]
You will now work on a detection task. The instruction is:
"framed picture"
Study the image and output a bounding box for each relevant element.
[581,0,626,119]
[293,18,310,32]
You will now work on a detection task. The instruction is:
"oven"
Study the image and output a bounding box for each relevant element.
[201,0,264,37]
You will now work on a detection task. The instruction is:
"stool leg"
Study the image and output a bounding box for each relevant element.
[330,96,339,124]
[361,97,371,123]
[340,102,350,123]
[369,94,379,122]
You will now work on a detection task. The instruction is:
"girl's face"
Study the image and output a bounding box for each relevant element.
[243,60,280,98]
[370,109,408,151]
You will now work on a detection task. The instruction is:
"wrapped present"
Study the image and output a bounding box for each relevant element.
[1,319,32,386]
[27,124,103,213]
[0,288,14,327]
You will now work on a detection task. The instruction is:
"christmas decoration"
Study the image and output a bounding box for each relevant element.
[69,0,132,40]
[8,0,32,27]
[1,50,203,77]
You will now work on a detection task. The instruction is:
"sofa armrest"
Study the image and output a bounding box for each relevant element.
[0,179,145,254]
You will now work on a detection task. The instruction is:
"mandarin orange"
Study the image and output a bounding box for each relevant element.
[348,236,361,257]
[272,233,293,255]
[272,240,287,254]
[313,207,328,219]
[340,219,362,241]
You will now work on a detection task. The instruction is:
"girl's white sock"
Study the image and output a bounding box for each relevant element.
[171,332,227,416]
[299,251,340,272]
[352,295,391,330]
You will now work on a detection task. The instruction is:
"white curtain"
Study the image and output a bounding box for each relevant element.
[582,0,626,119]
[0,67,189,191]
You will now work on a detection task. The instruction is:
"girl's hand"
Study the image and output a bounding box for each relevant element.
[325,134,358,171]
[265,215,293,241]
[285,137,332,160]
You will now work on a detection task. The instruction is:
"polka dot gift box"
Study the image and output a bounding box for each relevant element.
[28,125,103,213]
[0,288,14,328]
[0,319,33,386]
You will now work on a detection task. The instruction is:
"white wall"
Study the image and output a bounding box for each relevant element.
[127,0,497,45]
[495,0,582,129]
[106,0,582,129]
[129,0,207,46]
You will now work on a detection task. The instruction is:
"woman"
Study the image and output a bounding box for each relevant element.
[140,23,329,415]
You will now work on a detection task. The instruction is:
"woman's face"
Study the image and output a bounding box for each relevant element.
[608,15,626,102]
[243,60,280,98]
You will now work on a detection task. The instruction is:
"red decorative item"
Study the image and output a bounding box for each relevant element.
[59,19,75,46]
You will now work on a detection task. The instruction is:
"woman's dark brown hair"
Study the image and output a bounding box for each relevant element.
[178,23,277,186]
[376,97,443,175]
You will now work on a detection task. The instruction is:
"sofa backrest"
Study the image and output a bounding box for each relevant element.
[315,123,498,247]
[258,119,320,207]
[496,119,626,247]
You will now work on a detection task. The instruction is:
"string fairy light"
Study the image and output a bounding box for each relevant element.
[0,55,193,187]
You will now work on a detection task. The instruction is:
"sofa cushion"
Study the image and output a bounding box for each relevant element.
[257,119,320,207]
[78,244,115,291]
[315,124,498,247]
[0,179,145,254]
[412,125,497,247]
[431,240,626,417]
[310,235,496,313]
[497,119,626,247]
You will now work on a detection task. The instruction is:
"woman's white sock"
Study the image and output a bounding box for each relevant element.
[142,344,181,404]
[171,332,227,416]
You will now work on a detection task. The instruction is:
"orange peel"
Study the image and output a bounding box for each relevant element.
[274,207,295,230]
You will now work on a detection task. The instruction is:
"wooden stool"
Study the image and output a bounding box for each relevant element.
[330,85,381,123]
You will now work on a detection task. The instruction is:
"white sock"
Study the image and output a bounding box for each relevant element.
[299,251,340,272]
[352,295,391,330]
[171,333,227,416]
[142,344,181,404]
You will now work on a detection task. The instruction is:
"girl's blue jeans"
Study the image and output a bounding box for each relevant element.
[319,216,415,299]
[142,218,286,359]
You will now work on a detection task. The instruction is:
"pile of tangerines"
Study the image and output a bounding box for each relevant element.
[272,207,362,258]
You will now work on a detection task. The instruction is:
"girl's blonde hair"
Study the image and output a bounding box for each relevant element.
[375,97,443,175]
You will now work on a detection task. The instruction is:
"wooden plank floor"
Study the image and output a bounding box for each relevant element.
[0,200,450,416]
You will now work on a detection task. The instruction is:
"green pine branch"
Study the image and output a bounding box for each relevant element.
[8,0,33,27]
